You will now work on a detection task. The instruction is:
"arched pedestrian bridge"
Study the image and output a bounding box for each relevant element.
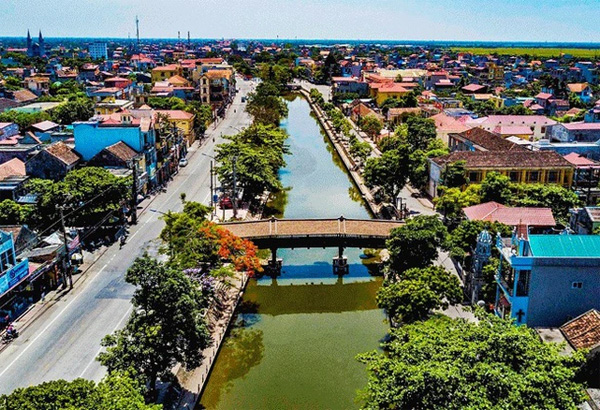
[220,216,404,249]
[220,217,404,275]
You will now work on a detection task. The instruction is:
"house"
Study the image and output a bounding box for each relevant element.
[468,115,556,140]
[569,207,600,234]
[547,122,600,143]
[492,125,534,140]
[0,158,28,200]
[461,83,487,94]
[368,82,410,106]
[331,77,368,96]
[24,75,50,96]
[430,113,471,145]
[495,233,600,327]
[560,309,600,355]
[151,64,183,83]
[387,107,422,124]
[25,142,81,181]
[94,98,134,116]
[30,120,60,142]
[154,110,195,145]
[463,201,556,230]
[428,150,574,197]
[0,229,30,318]
[89,141,139,169]
[0,133,41,164]
[0,123,19,140]
[73,112,157,186]
[447,127,528,153]
[567,83,593,103]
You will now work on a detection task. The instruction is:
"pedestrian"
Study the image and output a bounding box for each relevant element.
[41,286,46,302]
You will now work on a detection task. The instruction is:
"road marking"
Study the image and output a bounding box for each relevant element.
[78,305,132,378]
[0,264,109,378]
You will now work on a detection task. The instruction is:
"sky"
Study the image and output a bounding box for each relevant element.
[1,0,600,42]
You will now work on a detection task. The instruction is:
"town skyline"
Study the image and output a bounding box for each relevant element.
[1,0,599,42]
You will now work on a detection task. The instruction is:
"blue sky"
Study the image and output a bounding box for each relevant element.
[1,0,599,42]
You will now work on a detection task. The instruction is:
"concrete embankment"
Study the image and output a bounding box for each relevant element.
[297,88,382,218]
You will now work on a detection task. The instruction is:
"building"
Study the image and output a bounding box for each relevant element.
[567,83,593,103]
[0,123,19,140]
[0,229,30,322]
[0,158,28,201]
[331,77,368,96]
[368,82,410,106]
[73,112,157,186]
[25,142,81,181]
[151,64,184,83]
[447,127,528,153]
[463,201,556,230]
[495,233,600,327]
[89,42,108,60]
[468,115,556,141]
[428,150,574,197]
[26,30,45,58]
[569,207,600,234]
[547,122,600,143]
[560,309,600,355]
[154,110,195,145]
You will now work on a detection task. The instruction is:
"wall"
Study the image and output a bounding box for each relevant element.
[527,259,600,327]
[74,122,144,161]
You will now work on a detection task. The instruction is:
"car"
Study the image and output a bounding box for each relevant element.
[178,158,188,167]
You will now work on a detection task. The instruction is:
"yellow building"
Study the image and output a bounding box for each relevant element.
[151,64,184,83]
[94,97,134,115]
[154,110,196,145]
[369,82,410,106]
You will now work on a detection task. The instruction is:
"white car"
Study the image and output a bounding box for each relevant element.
[179,158,188,167]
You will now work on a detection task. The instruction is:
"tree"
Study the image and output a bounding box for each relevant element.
[480,171,512,203]
[441,160,469,188]
[51,98,95,125]
[358,313,586,409]
[377,266,462,324]
[147,96,187,110]
[349,139,372,163]
[0,110,51,132]
[0,199,27,225]
[448,219,512,254]
[363,145,411,201]
[185,101,213,135]
[510,183,580,223]
[434,185,481,221]
[405,116,436,150]
[246,81,288,125]
[359,115,383,138]
[386,215,448,274]
[0,372,159,410]
[98,255,212,395]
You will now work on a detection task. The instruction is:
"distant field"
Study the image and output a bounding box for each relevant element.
[452,47,600,59]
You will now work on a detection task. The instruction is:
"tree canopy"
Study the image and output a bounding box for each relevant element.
[0,372,159,410]
[245,81,289,126]
[358,313,586,410]
[363,145,411,201]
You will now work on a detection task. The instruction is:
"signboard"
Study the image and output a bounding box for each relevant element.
[0,259,30,297]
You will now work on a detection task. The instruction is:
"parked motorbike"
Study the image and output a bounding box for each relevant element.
[2,327,18,344]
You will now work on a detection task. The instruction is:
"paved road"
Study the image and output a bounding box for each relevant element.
[0,77,253,394]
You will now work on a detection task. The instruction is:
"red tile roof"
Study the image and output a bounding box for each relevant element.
[563,153,600,169]
[0,158,26,180]
[463,201,556,226]
[560,309,600,351]
[44,142,80,166]
[432,150,573,169]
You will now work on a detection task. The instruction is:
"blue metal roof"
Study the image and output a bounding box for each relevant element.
[528,234,600,258]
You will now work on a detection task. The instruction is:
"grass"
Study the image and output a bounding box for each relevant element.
[452,47,600,59]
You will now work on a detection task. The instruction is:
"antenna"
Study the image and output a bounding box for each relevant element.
[135,15,140,49]
[187,31,190,47]
[178,31,181,43]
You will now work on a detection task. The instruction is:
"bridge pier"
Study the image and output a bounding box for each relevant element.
[333,246,349,276]
[266,247,282,277]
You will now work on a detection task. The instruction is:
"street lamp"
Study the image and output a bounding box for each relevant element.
[202,153,217,216]
[149,208,168,216]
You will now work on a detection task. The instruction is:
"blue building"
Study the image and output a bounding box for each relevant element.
[495,233,600,327]
[73,113,157,186]
[0,230,30,317]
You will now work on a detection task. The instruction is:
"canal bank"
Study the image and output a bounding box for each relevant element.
[198,95,387,409]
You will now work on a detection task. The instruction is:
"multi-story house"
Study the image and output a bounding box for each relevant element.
[73,112,157,186]
[495,233,600,327]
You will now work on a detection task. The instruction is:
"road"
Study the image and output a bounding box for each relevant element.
[0,77,253,394]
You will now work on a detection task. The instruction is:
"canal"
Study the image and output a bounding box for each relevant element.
[199,95,387,409]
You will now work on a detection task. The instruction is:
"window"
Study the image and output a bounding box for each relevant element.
[468,171,481,183]
[572,282,583,289]
[509,171,520,182]
[528,171,539,182]
[547,170,558,183]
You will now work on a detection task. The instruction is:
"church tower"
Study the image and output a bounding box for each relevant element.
[26,30,32,56]
[38,31,44,57]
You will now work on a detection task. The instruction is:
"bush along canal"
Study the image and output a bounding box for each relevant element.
[199,95,387,409]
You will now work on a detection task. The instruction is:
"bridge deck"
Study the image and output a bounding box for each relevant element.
[220,217,404,244]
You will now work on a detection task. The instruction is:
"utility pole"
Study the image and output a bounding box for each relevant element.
[131,160,138,225]
[135,15,140,50]
[232,155,238,219]
[209,160,214,209]
[59,207,73,289]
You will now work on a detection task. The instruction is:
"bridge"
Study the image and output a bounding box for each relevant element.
[220,216,404,275]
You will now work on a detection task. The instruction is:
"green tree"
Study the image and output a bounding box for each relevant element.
[349,139,372,163]
[510,183,580,223]
[386,215,448,274]
[51,98,95,125]
[0,199,27,225]
[358,313,586,409]
[363,145,411,201]
[480,171,512,203]
[377,266,462,324]
[434,185,481,221]
[0,372,159,410]
[185,101,213,135]
[441,160,469,188]
[405,116,436,150]
[448,219,511,254]
[359,115,383,138]
[147,96,187,110]
[98,255,211,395]
[245,81,288,125]
[0,110,51,132]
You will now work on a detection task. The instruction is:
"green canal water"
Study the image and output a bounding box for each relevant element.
[199,96,387,409]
